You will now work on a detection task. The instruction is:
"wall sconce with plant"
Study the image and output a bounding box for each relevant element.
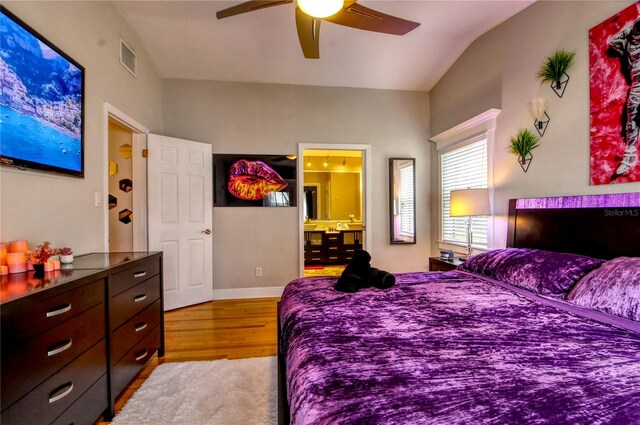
[509,129,540,173]
[536,49,576,98]
[530,97,550,137]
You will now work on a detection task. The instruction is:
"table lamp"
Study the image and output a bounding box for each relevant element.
[449,188,491,258]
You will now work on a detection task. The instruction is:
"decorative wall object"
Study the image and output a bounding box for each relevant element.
[537,49,575,98]
[509,129,540,173]
[213,154,297,207]
[589,2,640,185]
[108,121,133,251]
[530,97,550,137]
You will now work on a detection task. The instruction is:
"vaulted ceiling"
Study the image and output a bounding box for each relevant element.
[113,0,535,91]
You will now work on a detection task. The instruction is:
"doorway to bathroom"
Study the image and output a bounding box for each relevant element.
[298,145,371,277]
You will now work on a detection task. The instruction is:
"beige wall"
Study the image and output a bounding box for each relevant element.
[430,0,640,254]
[162,80,430,289]
[0,1,163,254]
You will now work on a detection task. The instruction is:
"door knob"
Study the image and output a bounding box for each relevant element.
[202,229,212,235]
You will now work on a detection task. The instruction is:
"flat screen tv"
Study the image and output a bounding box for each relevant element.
[0,7,85,178]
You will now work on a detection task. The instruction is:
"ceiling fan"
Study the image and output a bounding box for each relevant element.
[216,0,420,59]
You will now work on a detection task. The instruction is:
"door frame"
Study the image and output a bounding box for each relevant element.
[102,102,149,252]
[297,143,372,277]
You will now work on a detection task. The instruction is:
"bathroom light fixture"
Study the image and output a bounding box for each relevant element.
[307,161,312,167]
[530,96,550,137]
[323,155,329,167]
[342,157,346,166]
[297,0,344,18]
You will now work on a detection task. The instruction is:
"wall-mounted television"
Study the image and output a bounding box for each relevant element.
[213,154,297,207]
[0,7,85,178]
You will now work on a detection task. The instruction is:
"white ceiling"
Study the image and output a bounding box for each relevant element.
[113,0,535,92]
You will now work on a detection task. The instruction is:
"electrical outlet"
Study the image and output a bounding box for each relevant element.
[94,192,102,207]
[256,267,262,277]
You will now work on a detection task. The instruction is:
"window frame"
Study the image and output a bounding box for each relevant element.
[440,136,488,248]
[430,109,499,255]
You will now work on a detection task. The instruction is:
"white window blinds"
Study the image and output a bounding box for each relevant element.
[399,163,414,237]
[440,138,488,248]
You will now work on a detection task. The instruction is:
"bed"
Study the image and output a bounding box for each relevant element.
[277,194,640,425]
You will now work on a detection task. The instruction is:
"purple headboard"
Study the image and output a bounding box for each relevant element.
[507,193,640,260]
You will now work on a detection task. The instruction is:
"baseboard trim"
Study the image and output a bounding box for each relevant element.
[213,286,285,300]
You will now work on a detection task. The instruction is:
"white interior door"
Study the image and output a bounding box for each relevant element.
[147,134,213,311]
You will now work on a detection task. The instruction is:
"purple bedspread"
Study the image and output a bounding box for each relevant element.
[279,271,640,425]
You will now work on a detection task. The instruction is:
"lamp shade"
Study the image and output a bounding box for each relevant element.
[450,188,491,217]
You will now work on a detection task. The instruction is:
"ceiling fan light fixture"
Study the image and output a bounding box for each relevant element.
[297,0,344,18]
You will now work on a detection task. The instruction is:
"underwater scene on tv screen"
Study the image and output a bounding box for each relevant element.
[0,10,83,173]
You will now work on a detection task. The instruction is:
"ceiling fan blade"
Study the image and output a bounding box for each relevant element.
[296,7,321,59]
[216,0,292,19]
[324,3,420,35]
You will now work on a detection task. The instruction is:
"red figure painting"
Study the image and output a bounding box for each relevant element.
[590,2,640,185]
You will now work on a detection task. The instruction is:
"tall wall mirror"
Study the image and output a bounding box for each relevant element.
[389,158,416,244]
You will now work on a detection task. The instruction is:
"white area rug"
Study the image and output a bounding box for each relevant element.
[111,357,278,425]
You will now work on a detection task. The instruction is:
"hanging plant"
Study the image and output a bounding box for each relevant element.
[536,49,576,98]
[509,129,541,172]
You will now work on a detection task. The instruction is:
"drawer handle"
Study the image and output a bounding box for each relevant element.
[49,382,73,404]
[48,338,73,357]
[134,271,147,278]
[135,349,148,362]
[134,294,147,303]
[46,303,71,318]
[135,322,148,332]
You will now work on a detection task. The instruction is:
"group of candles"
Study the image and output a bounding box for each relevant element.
[0,241,61,276]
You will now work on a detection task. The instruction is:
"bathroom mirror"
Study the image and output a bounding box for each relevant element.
[389,158,416,244]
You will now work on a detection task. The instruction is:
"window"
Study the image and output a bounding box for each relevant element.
[399,162,414,237]
[440,138,488,248]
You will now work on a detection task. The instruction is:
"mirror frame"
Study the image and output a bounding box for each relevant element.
[389,158,416,245]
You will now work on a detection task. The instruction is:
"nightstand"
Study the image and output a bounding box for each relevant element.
[429,257,464,272]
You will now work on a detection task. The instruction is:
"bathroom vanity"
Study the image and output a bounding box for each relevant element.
[304,229,363,265]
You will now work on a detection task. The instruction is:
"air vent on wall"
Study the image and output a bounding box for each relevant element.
[120,39,137,77]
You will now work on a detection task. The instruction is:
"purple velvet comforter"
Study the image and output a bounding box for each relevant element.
[279,271,640,425]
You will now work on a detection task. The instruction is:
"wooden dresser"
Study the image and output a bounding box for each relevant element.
[71,252,164,419]
[1,269,109,425]
[0,251,164,424]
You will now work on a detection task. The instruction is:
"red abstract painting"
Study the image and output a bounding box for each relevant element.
[590,2,640,185]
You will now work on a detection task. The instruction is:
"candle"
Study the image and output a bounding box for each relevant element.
[8,240,29,253]
[44,261,55,272]
[6,252,27,274]
[52,260,61,270]
[0,265,7,275]
[0,243,6,265]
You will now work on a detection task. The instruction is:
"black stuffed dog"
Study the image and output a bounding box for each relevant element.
[334,249,371,293]
[369,267,396,289]
[334,250,395,293]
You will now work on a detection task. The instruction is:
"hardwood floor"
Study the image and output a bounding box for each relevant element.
[96,297,279,424]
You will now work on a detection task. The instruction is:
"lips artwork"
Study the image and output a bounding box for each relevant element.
[228,159,288,201]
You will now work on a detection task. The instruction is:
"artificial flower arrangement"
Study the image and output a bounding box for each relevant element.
[26,241,54,264]
[56,247,73,256]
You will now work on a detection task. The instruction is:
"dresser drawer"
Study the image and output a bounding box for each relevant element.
[324,235,341,245]
[1,279,104,342]
[110,275,160,331]
[1,340,106,425]
[111,300,161,366]
[111,257,161,297]
[111,326,160,397]
[2,303,105,410]
[51,374,108,425]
